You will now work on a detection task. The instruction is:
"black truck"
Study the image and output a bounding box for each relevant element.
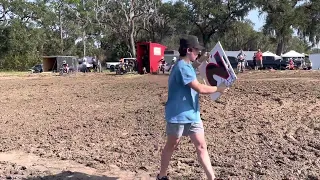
[227,56,288,70]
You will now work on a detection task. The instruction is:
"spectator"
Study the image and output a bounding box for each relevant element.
[253,53,257,70]
[255,49,263,70]
[237,49,246,72]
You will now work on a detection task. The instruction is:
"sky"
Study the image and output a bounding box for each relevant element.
[247,9,265,31]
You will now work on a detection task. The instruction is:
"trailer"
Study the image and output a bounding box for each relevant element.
[136,42,166,74]
[310,53,320,70]
[42,56,78,72]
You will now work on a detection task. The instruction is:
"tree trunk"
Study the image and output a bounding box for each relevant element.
[276,37,284,56]
[83,30,86,57]
[59,6,63,55]
[130,20,136,58]
[82,0,86,57]
[202,34,210,51]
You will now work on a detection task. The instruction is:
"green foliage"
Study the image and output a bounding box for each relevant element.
[0,0,318,70]
[285,36,311,53]
[296,0,320,46]
[311,48,320,54]
[255,0,317,55]
[184,0,253,48]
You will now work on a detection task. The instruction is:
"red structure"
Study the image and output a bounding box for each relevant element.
[136,42,166,74]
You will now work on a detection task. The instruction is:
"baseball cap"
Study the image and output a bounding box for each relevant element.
[179,35,205,50]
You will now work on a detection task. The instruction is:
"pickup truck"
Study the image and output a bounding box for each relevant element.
[106,62,120,69]
[29,64,43,73]
[227,56,287,70]
[106,58,137,72]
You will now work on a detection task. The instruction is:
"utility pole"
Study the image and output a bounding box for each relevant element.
[59,2,63,54]
[83,30,86,57]
[82,0,86,57]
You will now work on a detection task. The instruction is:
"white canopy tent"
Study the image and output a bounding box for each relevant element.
[263,51,282,59]
[282,50,305,58]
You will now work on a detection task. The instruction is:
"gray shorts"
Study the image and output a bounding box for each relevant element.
[257,60,263,67]
[166,122,204,138]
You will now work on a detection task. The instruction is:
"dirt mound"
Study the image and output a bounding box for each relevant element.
[0,151,149,179]
[0,70,319,179]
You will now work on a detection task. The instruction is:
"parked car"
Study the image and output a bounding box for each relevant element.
[228,55,288,70]
[304,55,312,70]
[30,64,43,73]
[261,56,287,70]
[227,56,238,69]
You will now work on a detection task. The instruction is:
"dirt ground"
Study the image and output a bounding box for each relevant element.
[0,70,319,180]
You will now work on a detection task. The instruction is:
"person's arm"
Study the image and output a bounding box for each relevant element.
[192,52,209,69]
[192,59,202,69]
[188,79,227,94]
[181,65,228,94]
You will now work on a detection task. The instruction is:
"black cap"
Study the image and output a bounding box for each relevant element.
[179,35,204,50]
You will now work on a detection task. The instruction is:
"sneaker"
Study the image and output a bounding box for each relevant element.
[156,174,169,180]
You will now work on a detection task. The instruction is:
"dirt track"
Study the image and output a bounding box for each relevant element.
[0,71,319,179]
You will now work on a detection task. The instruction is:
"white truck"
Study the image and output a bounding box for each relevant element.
[106,58,137,72]
[105,62,120,69]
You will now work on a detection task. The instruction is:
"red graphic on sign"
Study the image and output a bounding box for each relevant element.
[206,52,229,86]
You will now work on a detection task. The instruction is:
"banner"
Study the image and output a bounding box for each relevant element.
[199,42,237,100]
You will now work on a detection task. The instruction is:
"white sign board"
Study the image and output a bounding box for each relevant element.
[154,47,161,56]
[199,42,237,100]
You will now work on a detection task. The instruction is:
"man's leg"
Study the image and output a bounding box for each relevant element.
[159,135,180,177]
[189,128,215,180]
[159,123,183,178]
[257,61,261,70]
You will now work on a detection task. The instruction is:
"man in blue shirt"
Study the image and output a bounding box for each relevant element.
[157,35,228,180]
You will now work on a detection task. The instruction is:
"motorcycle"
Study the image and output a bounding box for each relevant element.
[237,55,246,73]
[59,66,68,76]
[116,64,127,75]
[158,62,174,74]
[286,59,295,70]
[165,63,174,73]
[59,65,74,76]
[159,62,165,74]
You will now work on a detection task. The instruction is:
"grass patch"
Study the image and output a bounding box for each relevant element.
[0,71,30,76]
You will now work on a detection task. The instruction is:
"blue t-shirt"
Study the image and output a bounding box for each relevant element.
[165,60,200,123]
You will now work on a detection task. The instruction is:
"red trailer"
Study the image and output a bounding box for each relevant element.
[136,42,166,74]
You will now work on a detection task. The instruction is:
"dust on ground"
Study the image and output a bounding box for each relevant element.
[0,70,319,179]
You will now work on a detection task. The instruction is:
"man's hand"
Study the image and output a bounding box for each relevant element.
[192,52,209,69]
[197,52,209,63]
[217,83,229,93]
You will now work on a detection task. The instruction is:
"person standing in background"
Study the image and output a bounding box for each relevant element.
[253,53,257,70]
[255,49,263,70]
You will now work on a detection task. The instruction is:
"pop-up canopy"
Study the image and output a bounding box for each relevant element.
[263,51,282,59]
[282,50,305,58]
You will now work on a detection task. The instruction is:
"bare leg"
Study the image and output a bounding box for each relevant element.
[189,132,215,180]
[159,135,180,177]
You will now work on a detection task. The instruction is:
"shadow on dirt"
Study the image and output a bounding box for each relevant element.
[23,171,118,180]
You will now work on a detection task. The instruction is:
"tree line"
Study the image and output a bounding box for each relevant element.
[0,0,319,70]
